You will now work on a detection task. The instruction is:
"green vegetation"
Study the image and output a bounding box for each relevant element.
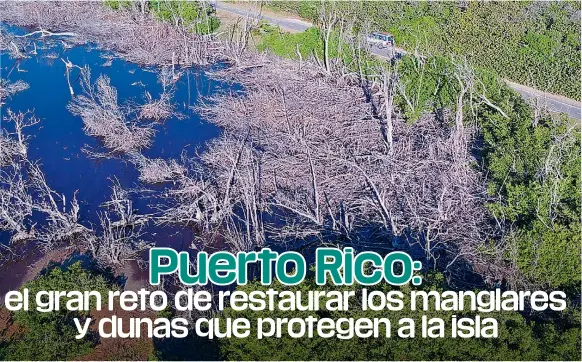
[105,0,220,34]
[477,81,581,289]
[0,262,117,361]
[393,55,458,121]
[255,23,367,69]
[104,0,133,10]
[256,24,323,59]
[220,274,581,360]
[149,0,219,34]
[267,1,581,100]
[255,21,387,80]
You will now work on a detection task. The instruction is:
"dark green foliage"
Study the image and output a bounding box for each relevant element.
[0,262,117,361]
[267,1,581,99]
[1,323,93,361]
[477,82,581,289]
[220,274,581,360]
[397,53,582,288]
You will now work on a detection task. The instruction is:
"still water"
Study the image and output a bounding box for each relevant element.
[1,28,223,237]
[0,26,227,291]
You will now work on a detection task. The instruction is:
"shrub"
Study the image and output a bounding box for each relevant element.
[219,274,581,360]
[479,87,581,289]
[0,261,117,361]
[256,25,323,60]
[149,0,220,34]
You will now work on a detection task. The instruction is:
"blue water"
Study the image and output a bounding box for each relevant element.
[1,29,223,243]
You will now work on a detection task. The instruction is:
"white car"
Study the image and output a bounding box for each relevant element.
[367,32,395,49]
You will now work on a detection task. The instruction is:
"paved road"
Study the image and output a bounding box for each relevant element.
[216,1,581,120]
[504,81,581,120]
[215,2,312,33]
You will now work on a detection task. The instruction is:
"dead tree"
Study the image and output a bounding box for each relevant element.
[1,110,38,167]
[130,153,186,184]
[87,179,152,266]
[68,66,156,155]
[26,163,89,251]
[3,110,40,158]
[318,0,339,74]
[378,66,397,154]
[0,78,29,105]
[0,1,222,66]
[0,110,39,242]
[0,110,150,266]
[138,66,179,122]
[142,57,487,263]
[220,15,257,66]
[0,163,34,243]
[0,159,89,251]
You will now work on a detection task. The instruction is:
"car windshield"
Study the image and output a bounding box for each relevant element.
[371,33,391,41]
